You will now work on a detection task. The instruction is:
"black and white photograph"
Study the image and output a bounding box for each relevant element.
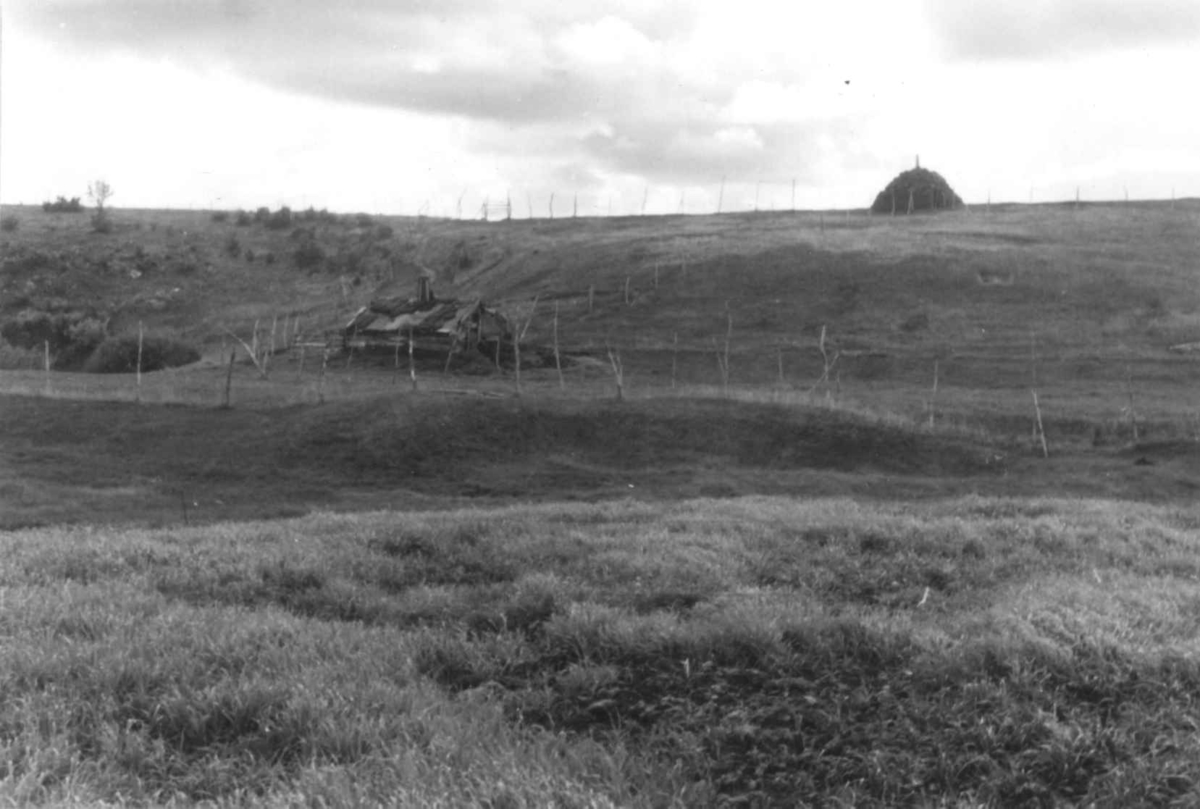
[2,1,1200,805]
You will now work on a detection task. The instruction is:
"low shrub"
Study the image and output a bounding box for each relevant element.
[0,338,42,370]
[91,210,113,234]
[355,213,375,228]
[1,214,19,233]
[265,206,293,231]
[0,309,107,369]
[225,234,241,258]
[293,240,326,270]
[254,206,271,224]
[83,334,201,373]
[42,196,84,213]
[211,211,229,223]
[235,210,253,226]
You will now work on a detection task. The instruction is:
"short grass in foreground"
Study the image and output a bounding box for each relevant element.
[4,496,1200,806]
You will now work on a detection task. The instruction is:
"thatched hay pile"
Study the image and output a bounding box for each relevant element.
[871,167,964,214]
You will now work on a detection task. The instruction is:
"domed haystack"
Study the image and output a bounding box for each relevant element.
[871,163,964,215]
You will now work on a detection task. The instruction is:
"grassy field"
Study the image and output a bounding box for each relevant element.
[3,200,1200,805]
[4,497,1200,806]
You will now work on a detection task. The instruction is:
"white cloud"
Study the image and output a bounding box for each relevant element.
[5,0,1200,213]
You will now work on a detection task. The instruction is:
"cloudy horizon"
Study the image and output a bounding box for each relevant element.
[3,0,1199,216]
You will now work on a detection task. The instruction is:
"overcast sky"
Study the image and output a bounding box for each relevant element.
[3,0,1199,216]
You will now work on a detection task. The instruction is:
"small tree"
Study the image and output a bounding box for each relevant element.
[88,180,115,233]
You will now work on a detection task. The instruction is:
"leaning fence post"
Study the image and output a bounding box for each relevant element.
[223,348,235,408]
[553,301,564,390]
[319,349,328,403]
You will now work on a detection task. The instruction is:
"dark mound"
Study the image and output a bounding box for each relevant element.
[83,334,201,373]
[871,167,964,215]
[284,396,996,489]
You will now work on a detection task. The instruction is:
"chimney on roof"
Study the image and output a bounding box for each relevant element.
[417,276,433,303]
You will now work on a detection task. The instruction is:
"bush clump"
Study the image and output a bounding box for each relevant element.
[871,166,964,214]
[236,210,253,226]
[0,309,107,369]
[42,196,84,213]
[1,214,19,233]
[83,334,201,373]
[90,211,114,233]
[211,211,230,223]
[293,240,326,270]
[266,207,293,231]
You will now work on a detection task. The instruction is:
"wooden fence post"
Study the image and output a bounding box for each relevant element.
[319,349,328,404]
[553,301,564,390]
[223,348,235,408]
[43,340,50,396]
[136,321,144,403]
[671,332,678,390]
[927,360,939,429]
[409,329,417,391]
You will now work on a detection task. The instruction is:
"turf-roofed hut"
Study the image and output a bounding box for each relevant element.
[871,158,965,215]
[343,277,513,361]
